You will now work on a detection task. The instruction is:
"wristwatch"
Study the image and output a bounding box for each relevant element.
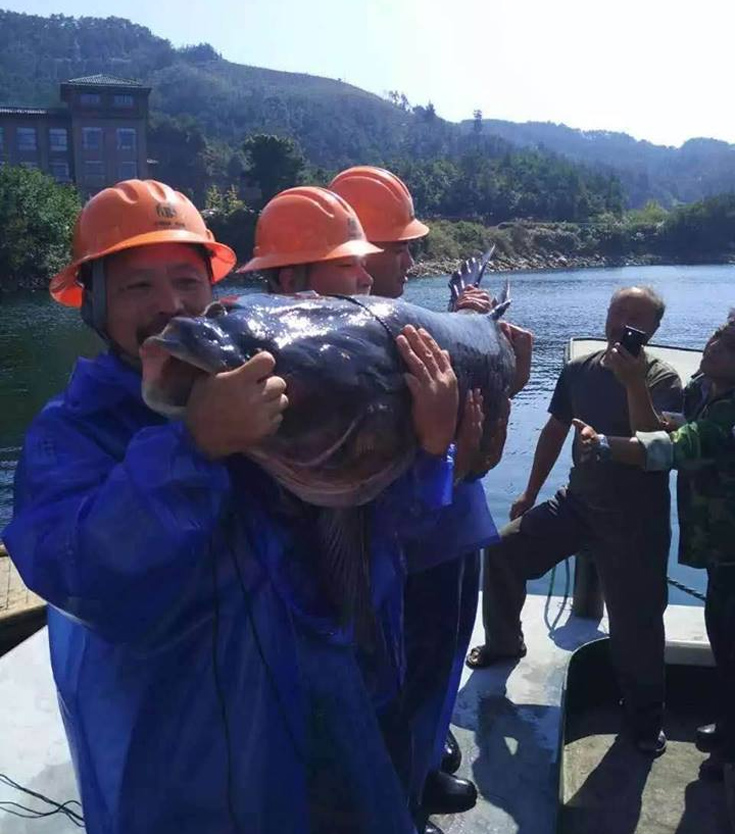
[595,434,612,463]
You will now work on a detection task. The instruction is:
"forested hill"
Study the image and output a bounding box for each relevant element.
[0,10,628,223]
[2,10,735,282]
[0,10,411,167]
[462,118,735,208]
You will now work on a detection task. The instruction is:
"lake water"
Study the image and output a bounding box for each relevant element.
[3,264,734,605]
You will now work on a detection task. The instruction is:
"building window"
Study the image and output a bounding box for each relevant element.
[84,160,105,186]
[118,161,138,180]
[113,94,134,108]
[80,93,101,106]
[116,128,137,152]
[17,127,37,151]
[49,128,68,152]
[51,161,71,182]
[20,161,39,169]
[0,127,4,152]
[82,127,103,151]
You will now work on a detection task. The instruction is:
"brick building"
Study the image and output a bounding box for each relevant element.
[0,75,151,194]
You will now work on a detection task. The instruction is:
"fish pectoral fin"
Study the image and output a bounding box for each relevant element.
[316,507,375,645]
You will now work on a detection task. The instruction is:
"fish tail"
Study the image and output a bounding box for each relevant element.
[490,277,511,319]
[447,246,497,311]
[491,299,512,320]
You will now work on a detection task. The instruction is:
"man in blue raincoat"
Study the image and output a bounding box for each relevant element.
[3,179,464,834]
[237,183,496,723]
[330,167,534,833]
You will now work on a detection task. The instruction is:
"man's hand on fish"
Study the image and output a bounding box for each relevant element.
[500,322,534,396]
[606,342,647,388]
[455,287,494,315]
[185,351,288,460]
[397,325,459,457]
[455,389,484,481]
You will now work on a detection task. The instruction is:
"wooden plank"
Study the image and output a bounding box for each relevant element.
[0,543,45,623]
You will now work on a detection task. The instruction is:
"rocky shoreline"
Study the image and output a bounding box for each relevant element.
[3,252,734,296]
[409,251,735,278]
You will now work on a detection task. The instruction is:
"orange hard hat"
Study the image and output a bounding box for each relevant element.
[239,186,381,273]
[50,179,236,307]
[329,166,429,243]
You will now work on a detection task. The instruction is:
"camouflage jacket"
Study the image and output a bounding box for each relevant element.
[674,376,735,568]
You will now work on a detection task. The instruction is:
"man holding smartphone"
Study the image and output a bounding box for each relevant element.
[467,286,683,756]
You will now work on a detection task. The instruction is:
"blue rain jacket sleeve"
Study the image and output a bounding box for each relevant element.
[403,478,499,573]
[5,376,230,645]
[379,445,455,537]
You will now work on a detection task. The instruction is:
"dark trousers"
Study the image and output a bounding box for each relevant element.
[482,487,670,733]
[705,564,735,762]
[380,552,480,811]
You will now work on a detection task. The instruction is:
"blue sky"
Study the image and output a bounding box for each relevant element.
[4,0,733,147]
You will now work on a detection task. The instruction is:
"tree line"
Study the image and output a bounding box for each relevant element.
[2,161,734,293]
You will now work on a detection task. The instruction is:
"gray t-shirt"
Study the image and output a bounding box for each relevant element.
[548,349,683,508]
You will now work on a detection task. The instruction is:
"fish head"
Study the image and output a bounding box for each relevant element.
[140,297,416,506]
[140,313,246,417]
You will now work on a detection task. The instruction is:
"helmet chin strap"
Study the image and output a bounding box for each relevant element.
[80,260,110,344]
[80,247,215,359]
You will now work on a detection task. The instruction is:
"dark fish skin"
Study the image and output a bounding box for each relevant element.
[141,291,515,633]
[142,292,516,507]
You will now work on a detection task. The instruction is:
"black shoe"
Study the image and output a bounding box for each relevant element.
[422,770,478,815]
[701,751,725,782]
[634,729,667,757]
[424,823,444,834]
[441,729,462,774]
[696,722,721,753]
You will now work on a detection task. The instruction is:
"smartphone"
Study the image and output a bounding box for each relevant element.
[619,325,647,357]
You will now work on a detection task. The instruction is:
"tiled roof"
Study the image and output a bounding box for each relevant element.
[64,74,146,88]
[0,106,67,116]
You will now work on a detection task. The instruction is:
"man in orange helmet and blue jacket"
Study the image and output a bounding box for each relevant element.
[331,166,533,834]
[239,185,491,722]
[4,179,462,834]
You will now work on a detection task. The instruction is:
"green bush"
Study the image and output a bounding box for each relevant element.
[0,165,81,291]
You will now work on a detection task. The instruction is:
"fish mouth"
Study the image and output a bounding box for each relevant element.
[249,395,415,506]
[284,417,363,469]
[139,334,215,417]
